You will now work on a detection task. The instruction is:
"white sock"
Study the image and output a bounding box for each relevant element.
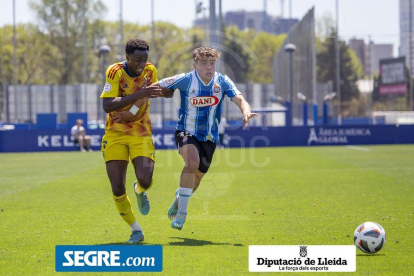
[174,188,194,204]
[175,189,194,197]
[176,188,195,198]
[130,221,142,232]
[177,187,193,214]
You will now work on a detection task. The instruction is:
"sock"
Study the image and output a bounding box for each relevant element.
[177,187,193,214]
[135,179,153,194]
[175,188,194,204]
[113,193,137,226]
[135,183,144,194]
[129,221,142,232]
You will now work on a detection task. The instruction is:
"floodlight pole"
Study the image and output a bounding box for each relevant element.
[219,0,223,34]
[217,0,223,74]
[335,0,342,125]
[82,0,87,84]
[151,0,156,57]
[13,0,18,122]
[12,0,17,88]
[263,0,267,32]
[120,0,124,59]
[410,0,413,110]
[312,9,317,125]
[284,43,296,127]
[99,45,111,120]
[82,0,87,113]
[209,0,216,47]
[99,45,111,85]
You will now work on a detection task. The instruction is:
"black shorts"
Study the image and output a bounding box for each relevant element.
[174,130,217,173]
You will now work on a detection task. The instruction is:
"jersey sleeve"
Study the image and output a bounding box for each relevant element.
[158,73,188,90]
[150,66,158,83]
[222,75,242,99]
[100,64,122,98]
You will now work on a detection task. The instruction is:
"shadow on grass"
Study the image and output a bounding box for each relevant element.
[165,237,243,247]
[357,253,386,257]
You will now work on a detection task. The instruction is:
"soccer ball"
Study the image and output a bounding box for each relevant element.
[354,222,386,253]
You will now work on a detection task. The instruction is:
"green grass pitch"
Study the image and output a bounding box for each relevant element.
[0,145,413,275]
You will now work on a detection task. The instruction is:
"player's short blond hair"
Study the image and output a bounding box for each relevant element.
[76,119,84,124]
[193,47,221,62]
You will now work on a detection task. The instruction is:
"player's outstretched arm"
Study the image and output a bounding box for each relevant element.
[102,85,162,113]
[152,82,175,98]
[232,95,258,130]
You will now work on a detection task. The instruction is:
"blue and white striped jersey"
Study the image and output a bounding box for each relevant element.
[159,70,241,143]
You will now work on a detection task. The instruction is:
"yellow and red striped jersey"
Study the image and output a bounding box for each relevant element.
[100,61,158,137]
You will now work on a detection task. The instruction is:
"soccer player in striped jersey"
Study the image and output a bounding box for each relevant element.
[100,39,163,243]
[158,47,258,230]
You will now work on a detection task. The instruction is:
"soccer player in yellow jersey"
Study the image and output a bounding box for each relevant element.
[100,39,163,243]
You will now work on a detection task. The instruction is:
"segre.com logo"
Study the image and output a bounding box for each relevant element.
[55,245,162,272]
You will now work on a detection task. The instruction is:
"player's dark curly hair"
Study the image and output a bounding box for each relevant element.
[125,39,149,54]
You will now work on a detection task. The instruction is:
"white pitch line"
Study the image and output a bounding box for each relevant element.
[346,145,371,152]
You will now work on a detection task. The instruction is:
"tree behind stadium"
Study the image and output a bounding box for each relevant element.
[317,31,363,116]
[0,24,57,85]
[222,26,255,83]
[29,0,106,84]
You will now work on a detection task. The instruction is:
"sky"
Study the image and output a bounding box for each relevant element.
[0,0,399,56]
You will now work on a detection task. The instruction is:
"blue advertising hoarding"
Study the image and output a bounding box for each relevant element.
[0,125,413,152]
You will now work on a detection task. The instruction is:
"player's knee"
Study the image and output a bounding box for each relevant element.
[137,175,152,190]
[112,185,126,197]
[184,158,199,172]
